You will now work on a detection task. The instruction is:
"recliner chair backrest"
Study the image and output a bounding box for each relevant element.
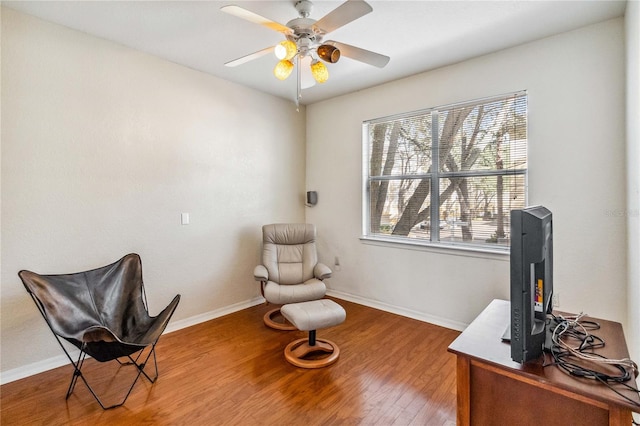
[262,223,318,285]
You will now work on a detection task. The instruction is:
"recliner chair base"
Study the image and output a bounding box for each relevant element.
[263,307,297,331]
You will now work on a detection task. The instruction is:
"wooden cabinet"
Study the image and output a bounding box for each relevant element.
[448,299,639,426]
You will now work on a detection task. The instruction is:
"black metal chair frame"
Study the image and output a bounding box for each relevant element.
[20,254,180,410]
[28,290,160,409]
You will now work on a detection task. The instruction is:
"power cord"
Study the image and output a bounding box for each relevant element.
[544,313,640,411]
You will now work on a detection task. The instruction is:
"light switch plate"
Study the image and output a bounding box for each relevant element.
[181,212,190,225]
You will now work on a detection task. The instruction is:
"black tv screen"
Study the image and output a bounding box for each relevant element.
[510,205,553,363]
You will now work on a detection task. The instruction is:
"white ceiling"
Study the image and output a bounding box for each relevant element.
[3,0,627,105]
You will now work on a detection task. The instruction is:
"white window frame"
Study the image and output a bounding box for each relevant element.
[361,91,528,254]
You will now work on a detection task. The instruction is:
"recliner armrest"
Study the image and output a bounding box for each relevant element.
[314,263,332,280]
[254,265,268,282]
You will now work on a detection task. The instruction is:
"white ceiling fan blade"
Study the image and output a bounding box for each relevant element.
[220,5,293,35]
[225,46,275,67]
[313,0,373,35]
[326,41,390,68]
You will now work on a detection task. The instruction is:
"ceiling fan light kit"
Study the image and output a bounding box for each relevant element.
[310,60,329,83]
[317,44,341,64]
[222,0,390,107]
[274,59,295,80]
[275,40,297,61]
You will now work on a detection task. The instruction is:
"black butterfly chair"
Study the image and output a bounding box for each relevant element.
[18,253,180,409]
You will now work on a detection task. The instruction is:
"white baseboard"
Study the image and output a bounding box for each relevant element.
[326,289,469,332]
[0,352,77,386]
[163,296,265,334]
[0,296,265,385]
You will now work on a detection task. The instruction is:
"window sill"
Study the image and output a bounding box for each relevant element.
[359,235,510,261]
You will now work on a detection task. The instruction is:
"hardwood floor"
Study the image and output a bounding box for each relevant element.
[0,298,460,425]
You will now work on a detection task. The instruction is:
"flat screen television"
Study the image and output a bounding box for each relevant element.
[509,205,553,363]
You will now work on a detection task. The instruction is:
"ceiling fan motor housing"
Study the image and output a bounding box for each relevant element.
[286,16,325,58]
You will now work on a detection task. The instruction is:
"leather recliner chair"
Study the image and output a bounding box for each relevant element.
[254,223,331,330]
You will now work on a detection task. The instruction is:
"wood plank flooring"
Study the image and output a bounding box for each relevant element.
[0,298,460,425]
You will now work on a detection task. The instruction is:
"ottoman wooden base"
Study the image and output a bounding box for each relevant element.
[284,337,340,368]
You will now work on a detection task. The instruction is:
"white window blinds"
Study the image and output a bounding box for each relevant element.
[364,91,527,251]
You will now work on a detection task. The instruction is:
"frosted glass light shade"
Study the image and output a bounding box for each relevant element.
[274,60,294,80]
[274,40,297,60]
[310,60,329,83]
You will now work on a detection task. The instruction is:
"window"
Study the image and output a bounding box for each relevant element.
[363,92,527,252]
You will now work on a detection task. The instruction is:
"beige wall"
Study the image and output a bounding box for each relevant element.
[625,0,640,363]
[307,18,628,330]
[0,8,306,377]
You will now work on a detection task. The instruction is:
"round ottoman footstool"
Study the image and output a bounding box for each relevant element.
[280,299,346,368]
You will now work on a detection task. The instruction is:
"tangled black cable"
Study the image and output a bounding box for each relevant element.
[544,313,640,412]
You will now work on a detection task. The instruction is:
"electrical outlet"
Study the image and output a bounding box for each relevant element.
[552,293,560,308]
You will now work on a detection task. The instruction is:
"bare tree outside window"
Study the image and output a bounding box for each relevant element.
[364,92,527,250]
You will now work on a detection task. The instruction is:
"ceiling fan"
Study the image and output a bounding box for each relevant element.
[221,0,390,104]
